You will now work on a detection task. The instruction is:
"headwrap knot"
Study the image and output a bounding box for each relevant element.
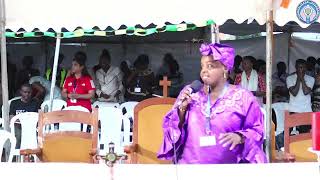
[199,43,235,71]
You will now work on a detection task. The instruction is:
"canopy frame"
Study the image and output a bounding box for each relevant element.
[1,0,9,131]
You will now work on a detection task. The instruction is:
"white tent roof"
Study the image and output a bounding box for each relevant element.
[5,0,320,32]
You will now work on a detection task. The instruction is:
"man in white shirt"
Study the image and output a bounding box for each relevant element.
[95,50,124,103]
[286,59,314,133]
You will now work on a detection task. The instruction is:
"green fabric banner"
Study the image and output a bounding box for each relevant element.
[6,20,215,38]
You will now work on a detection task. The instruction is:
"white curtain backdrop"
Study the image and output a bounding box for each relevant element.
[289,38,320,73]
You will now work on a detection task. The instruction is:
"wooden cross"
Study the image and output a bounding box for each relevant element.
[159,76,171,98]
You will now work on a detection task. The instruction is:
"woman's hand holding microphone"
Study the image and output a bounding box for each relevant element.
[177,88,193,128]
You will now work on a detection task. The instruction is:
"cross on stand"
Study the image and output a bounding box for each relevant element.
[94,142,127,180]
[159,76,171,98]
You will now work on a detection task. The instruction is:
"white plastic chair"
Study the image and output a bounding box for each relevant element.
[119,101,138,119]
[8,96,21,105]
[10,112,38,161]
[0,130,16,162]
[92,101,120,109]
[60,106,90,131]
[98,107,130,156]
[122,115,131,147]
[1,96,22,118]
[119,101,138,143]
[63,105,90,112]
[41,99,67,112]
[272,102,289,136]
[41,99,67,131]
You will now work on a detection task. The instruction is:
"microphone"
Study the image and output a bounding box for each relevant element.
[178,80,202,106]
[189,80,203,93]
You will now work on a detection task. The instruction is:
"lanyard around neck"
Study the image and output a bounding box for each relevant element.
[205,83,229,135]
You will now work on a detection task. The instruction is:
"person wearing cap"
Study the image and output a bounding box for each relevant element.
[157,43,267,164]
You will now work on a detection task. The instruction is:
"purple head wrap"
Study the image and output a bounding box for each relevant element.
[199,43,235,71]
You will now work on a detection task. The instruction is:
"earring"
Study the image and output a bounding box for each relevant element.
[223,72,228,79]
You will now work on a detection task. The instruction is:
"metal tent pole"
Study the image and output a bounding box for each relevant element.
[48,33,61,112]
[265,9,274,162]
[287,32,292,73]
[0,0,9,131]
[210,24,220,43]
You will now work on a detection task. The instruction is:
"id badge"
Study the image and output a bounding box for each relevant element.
[71,99,77,103]
[134,87,141,93]
[199,136,216,147]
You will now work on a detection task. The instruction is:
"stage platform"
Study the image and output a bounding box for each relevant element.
[0,162,319,180]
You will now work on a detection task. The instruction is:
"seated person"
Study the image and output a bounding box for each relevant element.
[7,54,17,98]
[312,72,320,112]
[120,60,132,89]
[10,84,40,149]
[29,76,62,102]
[16,56,40,93]
[272,62,289,103]
[287,59,314,133]
[126,54,155,102]
[306,56,316,78]
[229,55,242,84]
[45,54,67,88]
[156,53,183,98]
[234,56,266,105]
[95,49,124,103]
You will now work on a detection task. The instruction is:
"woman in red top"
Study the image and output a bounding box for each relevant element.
[62,51,95,111]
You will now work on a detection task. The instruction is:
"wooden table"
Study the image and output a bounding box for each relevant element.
[290,139,318,162]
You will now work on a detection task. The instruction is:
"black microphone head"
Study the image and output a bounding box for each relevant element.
[190,80,203,93]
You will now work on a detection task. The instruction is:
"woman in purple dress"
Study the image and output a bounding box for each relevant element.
[157,43,267,164]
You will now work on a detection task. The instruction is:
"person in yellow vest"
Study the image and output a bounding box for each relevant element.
[45,54,67,88]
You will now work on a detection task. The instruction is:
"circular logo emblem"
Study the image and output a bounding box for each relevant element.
[296,0,320,24]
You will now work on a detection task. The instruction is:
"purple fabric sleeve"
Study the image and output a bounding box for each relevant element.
[157,108,185,160]
[235,95,268,163]
[157,86,190,160]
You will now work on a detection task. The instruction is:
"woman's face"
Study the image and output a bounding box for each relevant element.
[200,56,226,85]
[71,61,84,74]
[242,59,253,72]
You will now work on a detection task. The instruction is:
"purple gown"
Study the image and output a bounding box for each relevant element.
[157,84,267,164]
